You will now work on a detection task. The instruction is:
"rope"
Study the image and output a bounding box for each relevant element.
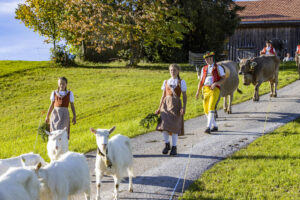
[169,144,193,200]
[262,59,283,134]
[262,95,273,135]
[182,144,193,193]
[169,163,185,200]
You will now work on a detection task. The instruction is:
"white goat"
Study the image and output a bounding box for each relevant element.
[45,127,68,162]
[33,151,90,200]
[0,167,40,200]
[0,152,46,175]
[90,126,134,200]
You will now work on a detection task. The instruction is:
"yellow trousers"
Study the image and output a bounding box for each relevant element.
[202,86,220,115]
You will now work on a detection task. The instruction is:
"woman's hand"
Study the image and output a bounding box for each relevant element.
[72,116,76,125]
[195,91,200,99]
[210,83,219,90]
[180,108,185,115]
[45,117,49,124]
[155,109,160,115]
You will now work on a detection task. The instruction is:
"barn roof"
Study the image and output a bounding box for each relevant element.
[236,0,300,24]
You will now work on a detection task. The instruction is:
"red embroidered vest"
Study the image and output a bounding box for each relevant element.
[165,81,181,97]
[297,45,300,54]
[261,46,276,55]
[199,64,221,90]
[54,91,70,107]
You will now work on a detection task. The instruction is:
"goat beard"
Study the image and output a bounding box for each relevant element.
[39,181,52,200]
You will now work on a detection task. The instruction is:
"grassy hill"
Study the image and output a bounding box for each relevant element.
[0,60,298,160]
[181,118,300,200]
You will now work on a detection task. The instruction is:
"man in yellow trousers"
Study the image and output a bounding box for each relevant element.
[196,51,226,134]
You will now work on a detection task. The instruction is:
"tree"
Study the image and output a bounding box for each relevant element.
[144,0,244,62]
[61,0,191,66]
[60,0,118,60]
[179,0,244,57]
[15,0,65,49]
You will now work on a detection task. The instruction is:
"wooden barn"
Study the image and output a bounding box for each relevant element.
[226,0,300,61]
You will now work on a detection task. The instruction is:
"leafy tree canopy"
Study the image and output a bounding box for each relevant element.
[15,0,66,49]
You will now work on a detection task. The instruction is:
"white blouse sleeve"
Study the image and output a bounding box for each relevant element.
[161,80,167,91]
[218,65,225,77]
[69,91,74,103]
[200,67,204,81]
[181,80,187,92]
[50,91,55,102]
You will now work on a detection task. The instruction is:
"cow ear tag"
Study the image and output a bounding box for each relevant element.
[250,62,257,71]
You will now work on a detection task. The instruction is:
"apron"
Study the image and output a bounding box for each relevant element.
[156,80,184,136]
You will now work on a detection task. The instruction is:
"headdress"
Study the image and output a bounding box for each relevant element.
[203,51,215,59]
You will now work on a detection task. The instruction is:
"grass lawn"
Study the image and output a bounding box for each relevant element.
[0,60,298,161]
[180,118,300,200]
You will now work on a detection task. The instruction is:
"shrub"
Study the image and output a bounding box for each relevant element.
[50,45,76,66]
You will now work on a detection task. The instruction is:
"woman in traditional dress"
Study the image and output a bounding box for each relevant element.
[45,77,76,139]
[156,64,187,156]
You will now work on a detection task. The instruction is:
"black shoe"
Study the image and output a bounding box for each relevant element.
[211,127,218,132]
[204,128,211,134]
[162,142,170,154]
[170,146,177,156]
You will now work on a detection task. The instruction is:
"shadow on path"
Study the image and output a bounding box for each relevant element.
[230,155,300,160]
[134,154,224,160]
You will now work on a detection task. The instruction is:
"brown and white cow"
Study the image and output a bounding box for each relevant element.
[239,55,280,101]
[196,60,242,116]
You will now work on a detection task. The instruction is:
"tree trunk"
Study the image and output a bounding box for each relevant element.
[53,40,56,50]
[127,47,140,67]
[81,40,87,61]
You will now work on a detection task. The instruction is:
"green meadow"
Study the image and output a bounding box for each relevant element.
[181,118,300,200]
[0,61,298,161]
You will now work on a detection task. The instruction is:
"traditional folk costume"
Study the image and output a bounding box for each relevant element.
[296,45,300,55]
[296,45,300,79]
[261,44,276,56]
[199,55,225,133]
[156,78,187,155]
[50,90,74,138]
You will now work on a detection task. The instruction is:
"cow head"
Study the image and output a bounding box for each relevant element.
[239,58,257,85]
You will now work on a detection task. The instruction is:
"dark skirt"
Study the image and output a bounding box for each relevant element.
[156,95,184,136]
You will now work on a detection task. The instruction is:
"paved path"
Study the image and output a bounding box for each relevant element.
[73,80,300,200]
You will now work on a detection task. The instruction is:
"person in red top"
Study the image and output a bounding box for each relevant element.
[295,45,300,79]
[260,40,276,56]
[195,51,226,134]
[295,45,300,55]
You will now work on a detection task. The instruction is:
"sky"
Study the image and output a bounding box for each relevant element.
[0,0,51,61]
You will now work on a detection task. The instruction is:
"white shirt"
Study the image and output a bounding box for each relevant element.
[50,90,74,103]
[200,64,225,86]
[161,78,187,92]
[265,46,276,55]
[283,57,293,62]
